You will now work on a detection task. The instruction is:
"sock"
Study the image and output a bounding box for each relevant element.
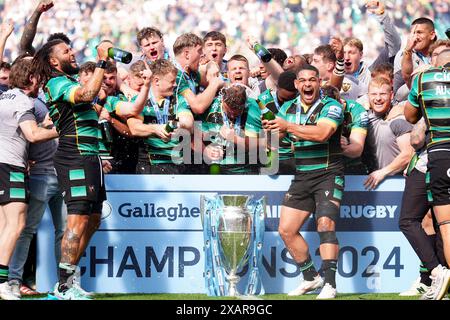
[322,260,338,288]
[299,255,318,281]
[58,263,76,292]
[0,265,8,284]
[419,264,432,287]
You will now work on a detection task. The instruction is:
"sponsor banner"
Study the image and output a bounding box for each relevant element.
[37,175,418,294]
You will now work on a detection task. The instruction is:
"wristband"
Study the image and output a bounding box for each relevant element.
[96,60,107,69]
[333,59,345,76]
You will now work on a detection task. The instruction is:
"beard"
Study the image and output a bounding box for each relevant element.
[60,60,80,75]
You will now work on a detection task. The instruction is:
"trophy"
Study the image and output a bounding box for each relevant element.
[201,194,266,296]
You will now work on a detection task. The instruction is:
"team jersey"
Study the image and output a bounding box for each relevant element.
[408,66,450,150]
[279,96,344,172]
[140,94,192,165]
[175,69,201,96]
[342,99,368,138]
[258,89,294,161]
[202,97,262,173]
[45,75,100,156]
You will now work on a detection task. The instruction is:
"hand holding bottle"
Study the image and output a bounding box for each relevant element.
[97,41,114,61]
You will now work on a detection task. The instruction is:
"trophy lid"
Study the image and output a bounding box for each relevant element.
[219,194,252,207]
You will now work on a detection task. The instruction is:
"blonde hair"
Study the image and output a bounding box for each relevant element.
[173,33,203,56]
[343,37,363,52]
[369,76,392,91]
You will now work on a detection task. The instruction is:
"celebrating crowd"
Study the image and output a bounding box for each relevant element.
[0,0,449,300]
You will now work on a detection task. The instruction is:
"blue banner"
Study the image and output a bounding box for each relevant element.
[36,175,419,294]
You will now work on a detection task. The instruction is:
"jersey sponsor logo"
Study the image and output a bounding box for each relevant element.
[0,93,16,100]
[360,112,369,127]
[435,85,450,95]
[327,105,343,119]
[0,190,4,195]
[447,168,450,178]
[434,73,450,81]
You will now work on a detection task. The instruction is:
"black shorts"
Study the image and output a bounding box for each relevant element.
[0,163,29,205]
[427,150,450,206]
[282,169,344,213]
[54,154,106,215]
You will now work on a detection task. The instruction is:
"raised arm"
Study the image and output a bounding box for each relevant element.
[329,37,345,90]
[366,1,401,69]
[401,25,419,88]
[246,36,284,82]
[115,64,152,118]
[19,0,54,55]
[0,20,14,62]
[73,42,113,103]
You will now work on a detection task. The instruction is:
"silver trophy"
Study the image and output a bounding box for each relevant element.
[202,194,265,296]
[217,194,253,296]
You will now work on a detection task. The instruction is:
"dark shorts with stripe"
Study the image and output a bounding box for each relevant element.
[54,153,106,215]
[282,168,344,213]
[0,163,29,205]
[427,150,450,206]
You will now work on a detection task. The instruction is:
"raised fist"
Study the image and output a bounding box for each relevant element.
[365,1,385,15]
[38,0,54,13]
[329,37,344,60]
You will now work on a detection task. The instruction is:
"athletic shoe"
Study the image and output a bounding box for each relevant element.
[399,277,429,296]
[0,282,20,300]
[73,267,94,297]
[316,283,337,299]
[20,284,40,296]
[420,265,450,300]
[53,284,92,300]
[8,279,21,299]
[288,275,324,296]
[72,282,95,298]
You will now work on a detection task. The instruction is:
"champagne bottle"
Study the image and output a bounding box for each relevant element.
[209,162,221,174]
[165,120,178,133]
[99,119,113,144]
[209,135,224,174]
[108,48,133,64]
[261,107,276,120]
[253,43,272,63]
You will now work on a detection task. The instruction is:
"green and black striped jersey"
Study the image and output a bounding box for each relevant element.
[176,69,201,96]
[140,94,192,165]
[342,99,368,138]
[98,93,130,157]
[278,96,344,173]
[45,75,100,156]
[201,97,262,173]
[408,66,450,150]
[258,89,294,161]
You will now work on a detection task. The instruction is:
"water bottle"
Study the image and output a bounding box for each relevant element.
[99,119,113,144]
[253,43,272,63]
[165,120,178,133]
[108,48,133,64]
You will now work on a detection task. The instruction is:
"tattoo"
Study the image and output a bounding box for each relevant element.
[410,118,426,149]
[79,90,99,102]
[60,229,81,264]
